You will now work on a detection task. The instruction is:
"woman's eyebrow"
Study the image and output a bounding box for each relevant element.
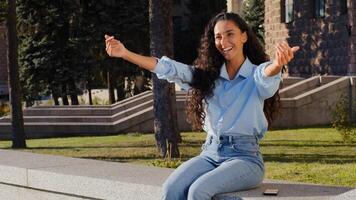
[215,29,235,35]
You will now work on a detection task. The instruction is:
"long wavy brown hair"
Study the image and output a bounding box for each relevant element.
[186,12,281,130]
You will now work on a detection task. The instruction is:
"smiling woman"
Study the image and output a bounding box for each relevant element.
[105,11,299,200]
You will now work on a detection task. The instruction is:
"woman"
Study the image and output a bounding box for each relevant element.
[105,12,298,200]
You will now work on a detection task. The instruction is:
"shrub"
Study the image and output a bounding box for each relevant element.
[150,159,183,168]
[0,102,10,117]
[331,93,356,142]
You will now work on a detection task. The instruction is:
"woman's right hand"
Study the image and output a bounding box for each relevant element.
[105,34,127,58]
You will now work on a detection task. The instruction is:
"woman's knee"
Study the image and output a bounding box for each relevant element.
[161,183,180,200]
[161,177,187,200]
[187,181,213,200]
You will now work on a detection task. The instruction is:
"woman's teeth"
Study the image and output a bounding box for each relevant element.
[223,47,233,52]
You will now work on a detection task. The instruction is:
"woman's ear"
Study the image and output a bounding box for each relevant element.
[242,32,248,43]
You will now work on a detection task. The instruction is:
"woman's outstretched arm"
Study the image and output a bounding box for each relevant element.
[104,34,193,90]
[105,35,157,71]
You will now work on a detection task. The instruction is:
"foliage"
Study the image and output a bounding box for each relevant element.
[92,96,109,105]
[17,0,80,105]
[16,0,150,106]
[0,0,6,23]
[175,0,227,64]
[150,159,183,168]
[331,93,356,142]
[242,0,265,45]
[0,102,10,117]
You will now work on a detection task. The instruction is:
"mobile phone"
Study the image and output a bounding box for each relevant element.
[263,188,279,195]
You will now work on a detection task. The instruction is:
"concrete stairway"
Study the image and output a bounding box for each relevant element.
[273,76,355,128]
[0,76,355,138]
[0,90,190,139]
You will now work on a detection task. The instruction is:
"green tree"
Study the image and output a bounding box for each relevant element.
[0,0,6,23]
[6,0,27,148]
[17,0,79,106]
[17,0,150,106]
[242,0,265,45]
[87,0,150,104]
[174,0,227,64]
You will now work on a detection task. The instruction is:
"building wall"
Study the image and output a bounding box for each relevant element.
[265,0,352,77]
[349,0,356,75]
[0,23,8,96]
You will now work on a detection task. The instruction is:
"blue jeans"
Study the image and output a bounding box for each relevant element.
[161,135,264,200]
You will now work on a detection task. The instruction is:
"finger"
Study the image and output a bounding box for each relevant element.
[277,48,287,65]
[276,44,285,57]
[279,43,292,62]
[105,38,113,47]
[106,43,112,56]
[107,40,118,49]
[105,36,115,44]
[276,50,282,66]
[281,42,292,58]
[291,46,300,53]
[105,34,110,39]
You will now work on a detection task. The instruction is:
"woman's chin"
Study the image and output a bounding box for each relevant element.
[223,54,232,60]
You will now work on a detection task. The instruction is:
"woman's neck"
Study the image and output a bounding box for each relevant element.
[226,55,246,80]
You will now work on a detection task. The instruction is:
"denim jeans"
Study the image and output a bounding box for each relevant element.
[161,135,264,200]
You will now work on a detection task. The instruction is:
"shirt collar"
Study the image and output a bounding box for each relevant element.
[220,57,254,80]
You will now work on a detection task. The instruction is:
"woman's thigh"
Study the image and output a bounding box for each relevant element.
[161,155,216,199]
[188,158,264,199]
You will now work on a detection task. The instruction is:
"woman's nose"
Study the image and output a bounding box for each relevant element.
[220,37,228,47]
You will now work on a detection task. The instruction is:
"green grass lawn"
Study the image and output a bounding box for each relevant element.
[0,127,355,187]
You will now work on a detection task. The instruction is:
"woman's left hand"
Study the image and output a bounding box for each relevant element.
[265,42,299,76]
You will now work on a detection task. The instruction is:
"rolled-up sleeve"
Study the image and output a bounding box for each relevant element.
[254,61,282,99]
[152,56,193,90]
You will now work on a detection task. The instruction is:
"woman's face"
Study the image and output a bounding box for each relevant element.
[214,20,247,61]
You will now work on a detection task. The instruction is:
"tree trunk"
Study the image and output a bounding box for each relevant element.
[69,80,79,105]
[87,80,93,105]
[116,75,125,101]
[6,0,27,148]
[61,83,69,105]
[107,70,115,104]
[149,0,181,158]
[52,91,59,105]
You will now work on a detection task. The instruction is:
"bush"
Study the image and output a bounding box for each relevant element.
[150,159,183,168]
[331,93,356,142]
[0,102,10,117]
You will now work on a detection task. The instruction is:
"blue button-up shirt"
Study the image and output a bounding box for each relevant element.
[153,56,281,140]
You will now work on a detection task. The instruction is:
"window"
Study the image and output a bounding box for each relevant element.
[314,0,325,18]
[340,0,347,15]
[283,0,294,23]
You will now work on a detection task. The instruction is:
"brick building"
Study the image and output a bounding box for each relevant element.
[0,23,8,96]
[264,0,356,76]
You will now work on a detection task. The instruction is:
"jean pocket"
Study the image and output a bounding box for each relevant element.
[231,142,258,154]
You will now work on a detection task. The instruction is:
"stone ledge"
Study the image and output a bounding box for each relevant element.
[215,180,354,200]
[0,150,354,200]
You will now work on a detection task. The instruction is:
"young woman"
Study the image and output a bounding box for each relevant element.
[105,12,298,200]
